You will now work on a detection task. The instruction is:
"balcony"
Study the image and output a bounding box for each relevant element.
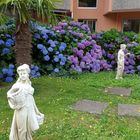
[112,0,140,12]
[54,0,71,16]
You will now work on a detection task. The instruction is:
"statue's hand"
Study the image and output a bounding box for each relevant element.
[11,87,22,96]
[12,88,19,93]
[126,53,130,56]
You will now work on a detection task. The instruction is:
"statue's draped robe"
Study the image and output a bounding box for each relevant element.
[7,83,44,140]
[116,49,125,79]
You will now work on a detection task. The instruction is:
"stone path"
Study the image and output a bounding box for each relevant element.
[72,87,140,117]
[72,99,108,114]
[118,104,140,117]
[105,87,131,96]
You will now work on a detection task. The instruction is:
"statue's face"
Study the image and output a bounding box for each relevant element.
[120,44,126,50]
[18,69,29,81]
[122,47,126,50]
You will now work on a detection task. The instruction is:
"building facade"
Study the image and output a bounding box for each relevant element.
[71,0,140,32]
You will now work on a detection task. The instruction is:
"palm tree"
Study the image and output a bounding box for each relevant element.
[0,0,60,66]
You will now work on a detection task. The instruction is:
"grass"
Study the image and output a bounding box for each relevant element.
[0,72,140,140]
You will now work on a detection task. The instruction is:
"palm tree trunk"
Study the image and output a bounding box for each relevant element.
[15,18,32,66]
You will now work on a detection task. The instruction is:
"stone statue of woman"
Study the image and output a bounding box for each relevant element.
[115,44,130,80]
[7,64,44,140]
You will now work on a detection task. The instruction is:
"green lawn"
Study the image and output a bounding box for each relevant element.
[0,72,140,140]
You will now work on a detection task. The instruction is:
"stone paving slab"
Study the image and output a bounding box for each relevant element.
[72,99,109,114]
[105,87,131,96]
[118,104,140,117]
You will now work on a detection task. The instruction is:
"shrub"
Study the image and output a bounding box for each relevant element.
[0,21,140,83]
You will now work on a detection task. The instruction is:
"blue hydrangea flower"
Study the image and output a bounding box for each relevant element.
[5,39,14,47]
[41,29,50,34]
[59,42,67,51]
[55,51,59,55]
[48,40,56,47]
[50,42,56,48]
[42,34,48,39]
[54,68,59,73]
[60,61,65,65]
[54,41,58,44]
[0,73,3,79]
[6,34,11,38]
[48,40,53,44]
[2,48,10,55]
[60,30,65,34]
[36,72,41,77]
[44,55,50,61]
[5,77,14,83]
[7,69,14,76]
[2,68,8,74]
[48,47,53,52]
[31,70,36,75]
[58,54,63,58]
[34,33,41,39]
[0,39,4,45]
[9,64,15,69]
[37,44,45,50]
[42,49,48,55]
[59,46,65,52]
[50,31,56,36]
[30,65,40,78]
[61,56,66,62]
[137,65,140,71]
[54,56,59,62]
[34,66,39,71]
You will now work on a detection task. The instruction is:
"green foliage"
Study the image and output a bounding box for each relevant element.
[101,29,120,43]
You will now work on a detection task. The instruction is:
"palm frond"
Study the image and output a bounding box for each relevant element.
[34,0,62,24]
[0,0,63,24]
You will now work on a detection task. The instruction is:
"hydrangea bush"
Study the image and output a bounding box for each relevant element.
[68,39,112,72]
[0,20,140,83]
[31,24,68,75]
[31,20,92,75]
[92,29,140,74]
[0,21,15,82]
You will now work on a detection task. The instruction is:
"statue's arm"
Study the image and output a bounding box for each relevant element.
[125,53,130,56]
[7,84,23,110]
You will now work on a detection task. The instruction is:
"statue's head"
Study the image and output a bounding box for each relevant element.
[17,64,30,82]
[120,44,126,50]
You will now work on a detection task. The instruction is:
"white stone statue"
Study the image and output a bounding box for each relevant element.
[115,44,130,80]
[7,64,44,140]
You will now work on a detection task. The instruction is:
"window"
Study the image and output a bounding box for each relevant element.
[123,19,140,33]
[78,19,96,32]
[78,0,97,7]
